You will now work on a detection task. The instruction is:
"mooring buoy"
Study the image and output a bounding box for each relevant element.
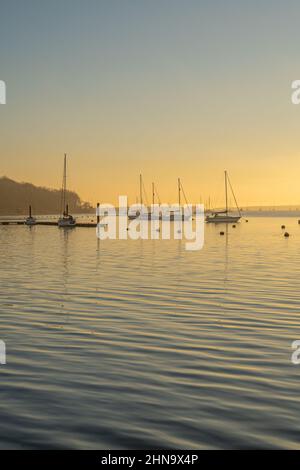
[281,225,285,229]
[284,232,290,237]
[220,231,225,236]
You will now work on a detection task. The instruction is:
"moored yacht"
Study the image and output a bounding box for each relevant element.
[128,174,151,220]
[206,171,241,223]
[25,205,37,226]
[58,154,76,228]
[58,206,76,227]
[206,211,241,223]
[168,178,192,221]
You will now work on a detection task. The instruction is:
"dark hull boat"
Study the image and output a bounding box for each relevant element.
[58,154,76,228]
[206,171,241,223]
[25,205,37,226]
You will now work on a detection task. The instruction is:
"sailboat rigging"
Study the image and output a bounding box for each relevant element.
[206,171,241,223]
[168,178,192,221]
[58,154,76,227]
[128,175,192,221]
[128,174,156,220]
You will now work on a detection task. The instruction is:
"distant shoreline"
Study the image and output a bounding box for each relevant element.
[241,211,300,217]
[1,210,300,219]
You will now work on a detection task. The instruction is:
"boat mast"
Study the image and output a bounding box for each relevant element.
[178,178,181,207]
[227,172,241,217]
[152,182,155,206]
[225,170,228,215]
[139,174,143,206]
[62,154,67,216]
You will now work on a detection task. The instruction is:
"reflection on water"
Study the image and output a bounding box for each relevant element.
[0,217,300,449]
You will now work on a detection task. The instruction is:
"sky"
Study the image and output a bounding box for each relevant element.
[1,0,300,207]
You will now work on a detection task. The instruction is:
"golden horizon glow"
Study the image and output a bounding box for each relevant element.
[1,2,300,207]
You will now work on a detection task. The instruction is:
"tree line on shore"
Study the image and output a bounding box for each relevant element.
[0,176,94,215]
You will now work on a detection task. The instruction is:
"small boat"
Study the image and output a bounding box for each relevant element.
[58,154,76,228]
[140,181,162,220]
[128,174,152,220]
[58,207,76,227]
[206,171,241,223]
[168,178,192,221]
[206,211,241,223]
[25,205,37,226]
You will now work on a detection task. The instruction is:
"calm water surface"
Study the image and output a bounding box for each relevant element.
[1,217,300,449]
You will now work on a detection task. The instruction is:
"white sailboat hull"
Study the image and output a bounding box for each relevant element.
[128,211,192,221]
[206,215,241,223]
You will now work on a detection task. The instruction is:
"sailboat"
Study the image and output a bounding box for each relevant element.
[148,181,162,220]
[25,205,37,226]
[58,154,76,227]
[128,174,151,220]
[168,178,192,221]
[206,171,241,223]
